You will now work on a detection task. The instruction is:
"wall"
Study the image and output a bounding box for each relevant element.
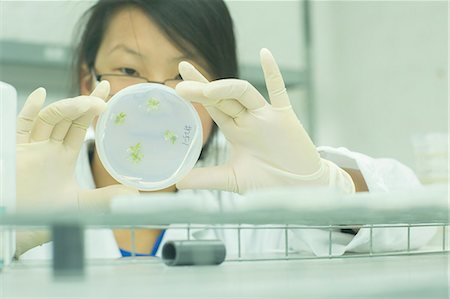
[0,0,95,103]
[311,0,448,168]
[0,1,308,122]
[226,0,310,127]
[0,0,94,45]
[1,0,447,170]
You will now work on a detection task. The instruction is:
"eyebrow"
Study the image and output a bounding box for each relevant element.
[109,44,193,64]
[108,44,143,57]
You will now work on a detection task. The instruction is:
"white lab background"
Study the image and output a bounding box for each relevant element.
[0,0,448,171]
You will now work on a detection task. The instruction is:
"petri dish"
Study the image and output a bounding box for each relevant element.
[95,83,203,191]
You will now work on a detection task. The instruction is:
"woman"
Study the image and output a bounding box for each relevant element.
[75,0,238,256]
[15,0,431,259]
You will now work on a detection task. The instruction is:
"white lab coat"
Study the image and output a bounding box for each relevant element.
[21,129,436,259]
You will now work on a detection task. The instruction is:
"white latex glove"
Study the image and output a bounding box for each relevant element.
[175,48,355,195]
[15,81,138,257]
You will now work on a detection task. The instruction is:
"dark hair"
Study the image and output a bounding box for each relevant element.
[73,0,238,159]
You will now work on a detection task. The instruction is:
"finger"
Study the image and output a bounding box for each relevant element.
[64,96,106,152]
[90,80,110,100]
[215,99,246,119]
[176,165,239,193]
[204,79,267,110]
[260,48,291,108]
[176,81,234,126]
[205,106,233,128]
[16,87,46,143]
[50,119,72,142]
[176,81,212,104]
[31,83,108,143]
[179,61,209,83]
[30,98,91,142]
[176,80,245,118]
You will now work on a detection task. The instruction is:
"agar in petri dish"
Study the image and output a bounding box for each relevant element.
[95,83,203,191]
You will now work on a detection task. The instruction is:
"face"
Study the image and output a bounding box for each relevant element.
[80,6,214,144]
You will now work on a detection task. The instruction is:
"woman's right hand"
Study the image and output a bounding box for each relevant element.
[15,82,138,257]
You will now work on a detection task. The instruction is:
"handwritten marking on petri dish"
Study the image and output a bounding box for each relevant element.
[164,130,178,144]
[128,142,144,163]
[183,125,192,146]
[147,98,160,111]
[115,112,127,125]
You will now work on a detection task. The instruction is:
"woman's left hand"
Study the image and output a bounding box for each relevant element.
[175,48,355,194]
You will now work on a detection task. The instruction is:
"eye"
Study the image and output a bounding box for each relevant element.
[119,67,139,77]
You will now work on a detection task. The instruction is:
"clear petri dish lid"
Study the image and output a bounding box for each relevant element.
[95,83,203,191]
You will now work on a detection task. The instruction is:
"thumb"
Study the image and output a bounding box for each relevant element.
[176,165,239,193]
[90,80,110,100]
[78,185,139,212]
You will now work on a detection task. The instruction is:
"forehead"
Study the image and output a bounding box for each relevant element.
[100,6,184,60]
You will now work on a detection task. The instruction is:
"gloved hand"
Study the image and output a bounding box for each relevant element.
[15,81,138,258]
[175,48,355,195]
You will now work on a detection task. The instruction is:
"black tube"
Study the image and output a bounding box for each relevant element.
[162,240,226,266]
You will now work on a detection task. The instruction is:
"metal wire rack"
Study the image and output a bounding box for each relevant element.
[112,222,448,262]
[1,185,448,265]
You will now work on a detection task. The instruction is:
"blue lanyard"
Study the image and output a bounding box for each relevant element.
[151,229,166,256]
[119,229,166,257]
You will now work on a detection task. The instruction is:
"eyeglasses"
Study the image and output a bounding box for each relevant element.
[93,71,183,96]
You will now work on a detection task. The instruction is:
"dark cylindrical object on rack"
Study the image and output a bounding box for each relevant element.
[52,223,84,278]
[162,240,226,266]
